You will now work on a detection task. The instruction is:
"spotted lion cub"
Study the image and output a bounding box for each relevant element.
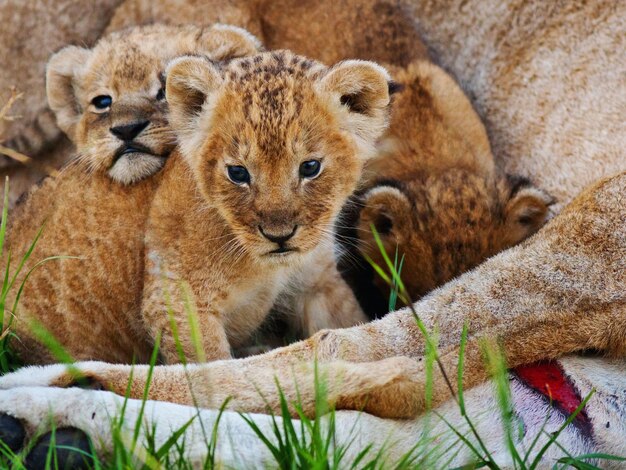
[46,23,261,184]
[7,50,392,364]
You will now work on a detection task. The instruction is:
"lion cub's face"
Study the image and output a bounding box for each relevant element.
[166,51,392,261]
[46,24,260,184]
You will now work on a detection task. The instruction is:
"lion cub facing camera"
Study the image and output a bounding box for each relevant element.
[7,50,392,364]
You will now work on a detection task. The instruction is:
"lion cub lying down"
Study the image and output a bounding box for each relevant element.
[340,61,553,316]
[45,23,260,185]
[7,49,392,364]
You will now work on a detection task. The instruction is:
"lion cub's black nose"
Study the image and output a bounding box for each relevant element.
[259,225,297,245]
[110,120,149,141]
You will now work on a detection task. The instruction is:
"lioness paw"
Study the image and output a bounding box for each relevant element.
[0,387,118,468]
[0,362,110,390]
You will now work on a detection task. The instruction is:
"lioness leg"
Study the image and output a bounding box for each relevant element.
[2,173,623,418]
[0,356,623,467]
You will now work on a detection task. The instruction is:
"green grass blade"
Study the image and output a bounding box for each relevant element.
[205,397,232,469]
[369,224,406,295]
[0,177,10,258]
[154,416,196,461]
[11,255,76,316]
[27,320,74,364]
[131,331,162,451]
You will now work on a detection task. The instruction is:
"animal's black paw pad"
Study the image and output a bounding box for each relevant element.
[25,427,94,470]
[0,412,26,453]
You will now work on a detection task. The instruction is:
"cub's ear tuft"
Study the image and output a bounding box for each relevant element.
[358,184,411,239]
[165,56,223,139]
[196,24,263,62]
[319,60,392,158]
[504,176,554,243]
[46,45,92,138]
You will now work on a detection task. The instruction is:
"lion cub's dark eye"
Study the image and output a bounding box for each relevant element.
[156,88,165,101]
[91,95,112,109]
[299,160,321,179]
[227,165,250,185]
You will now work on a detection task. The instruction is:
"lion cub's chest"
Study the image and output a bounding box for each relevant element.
[146,161,301,347]
[218,266,296,347]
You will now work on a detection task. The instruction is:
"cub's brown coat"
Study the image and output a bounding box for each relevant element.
[354,61,551,303]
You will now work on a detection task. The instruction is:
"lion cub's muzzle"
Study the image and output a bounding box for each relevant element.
[259,225,299,256]
[110,120,156,162]
[105,118,171,184]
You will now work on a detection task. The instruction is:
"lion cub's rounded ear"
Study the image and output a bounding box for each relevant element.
[319,60,393,158]
[46,45,91,138]
[358,185,411,239]
[165,56,223,136]
[197,24,262,61]
[503,178,554,244]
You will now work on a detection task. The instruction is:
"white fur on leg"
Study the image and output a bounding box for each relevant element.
[0,363,84,388]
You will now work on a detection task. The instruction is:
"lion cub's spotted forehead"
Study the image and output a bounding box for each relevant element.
[82,33,168,93]
[219,52,327,155]
[82,26,210,93]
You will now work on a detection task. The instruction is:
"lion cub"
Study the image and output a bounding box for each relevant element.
[45,23,260,185]
[7,50,392,364]
[339,61,553,316]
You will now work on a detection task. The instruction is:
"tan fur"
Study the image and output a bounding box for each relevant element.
[106,0,428,66]
[6,51,391,364]
[46,23,260,185]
